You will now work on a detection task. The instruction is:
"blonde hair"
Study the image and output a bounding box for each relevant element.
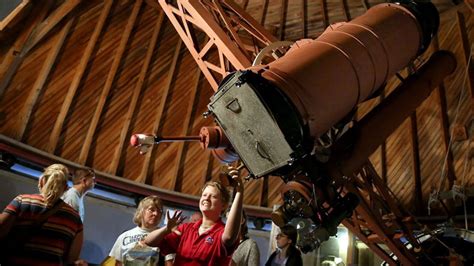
[40,164,69,206]
[134,195,163,227]
[201,181,231,213]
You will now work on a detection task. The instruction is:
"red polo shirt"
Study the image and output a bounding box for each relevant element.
[158,219,237,265]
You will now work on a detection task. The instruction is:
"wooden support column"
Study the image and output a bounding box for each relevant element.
[410,113,423,214]
[48,0,114,153]
[139,39,183,184]
[110,10,165,175]
[18,19,74,141]
[79,0,142,164]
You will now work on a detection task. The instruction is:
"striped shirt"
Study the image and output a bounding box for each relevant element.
[3,194,83,266]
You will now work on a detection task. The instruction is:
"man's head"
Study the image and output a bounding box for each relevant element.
[72,168,96,193]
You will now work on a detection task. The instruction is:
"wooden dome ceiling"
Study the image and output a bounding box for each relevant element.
[0,0,472,219]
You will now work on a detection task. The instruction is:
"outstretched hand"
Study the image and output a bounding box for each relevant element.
[166,210,186,232]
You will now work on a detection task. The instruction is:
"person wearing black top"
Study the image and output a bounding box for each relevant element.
[265,224,302,266]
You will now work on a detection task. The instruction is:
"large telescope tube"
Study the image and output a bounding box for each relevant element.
[255,1,438,138]
[208,1,439,177]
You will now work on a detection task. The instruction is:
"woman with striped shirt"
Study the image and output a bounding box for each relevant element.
[0,163,84,265]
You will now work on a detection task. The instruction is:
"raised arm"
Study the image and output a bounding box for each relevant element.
[144,210,183,247]
[222,176,244,248]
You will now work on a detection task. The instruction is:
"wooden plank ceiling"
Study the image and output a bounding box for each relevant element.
[0,0,472,216]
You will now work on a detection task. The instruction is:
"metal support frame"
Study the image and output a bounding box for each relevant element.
[157,0,278,90]
[328,52,457,265]
[342,162,420,265]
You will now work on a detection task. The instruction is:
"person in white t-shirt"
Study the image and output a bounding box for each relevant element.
[109,195,167,266]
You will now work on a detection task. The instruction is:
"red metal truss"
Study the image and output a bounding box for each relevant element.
[158,0,278,91]
[342,162,421,265]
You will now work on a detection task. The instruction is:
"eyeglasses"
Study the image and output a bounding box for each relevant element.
[145,207,162,214]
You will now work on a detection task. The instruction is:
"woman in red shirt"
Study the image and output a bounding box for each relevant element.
[144,177,243,266]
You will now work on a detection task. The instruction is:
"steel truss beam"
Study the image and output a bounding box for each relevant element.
[342,162,420,265]
[158,0,278,90]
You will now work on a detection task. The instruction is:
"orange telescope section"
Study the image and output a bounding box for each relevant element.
[252,3,436,138]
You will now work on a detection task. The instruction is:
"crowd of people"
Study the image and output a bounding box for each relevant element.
[0,163,302,266]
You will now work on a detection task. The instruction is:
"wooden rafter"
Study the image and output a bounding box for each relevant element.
[410,113,423,214]
[48,0,114,154]
[78,0,142,165]
[301,0,307,38]
[0,0,54,99]
[0,0,81,95]
[241,0,249,10]
[171,68,202,191]
[110,10,165,175]
[456,11,474,112]
[258,0,269,25]
[0,0,31,32]
[144,0,161,10]
[361,0,369,11]
[341,0,351,21]
[18,18,74,141]
[381,142,387,182]
[203,151,214,185]
[379,92,388,183]
[139,39,183,184]
[22,0,81,55]
[278,0,288,40]
[320,0,329,28]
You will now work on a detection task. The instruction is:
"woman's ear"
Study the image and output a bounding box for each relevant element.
[38,177,44,189]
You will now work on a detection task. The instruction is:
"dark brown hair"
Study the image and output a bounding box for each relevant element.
[72,168,95,185]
